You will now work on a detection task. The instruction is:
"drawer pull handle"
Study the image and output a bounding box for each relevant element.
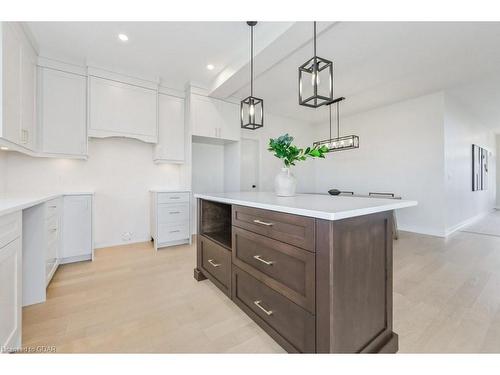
[253,219,273,226]
[253,255,274,266]
[169,230,181,233]
[208,259,221,267]
[169,211,181,214]
[254,300,273,316]
[49,205,57,209]
[169,197,181,200]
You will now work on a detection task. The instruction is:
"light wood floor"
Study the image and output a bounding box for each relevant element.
[22,230,500,353]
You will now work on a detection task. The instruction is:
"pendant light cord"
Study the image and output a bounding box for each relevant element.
[329,105,332,140]
[337,101,340,137]
[313,21,317,57]
[250,24,254,97]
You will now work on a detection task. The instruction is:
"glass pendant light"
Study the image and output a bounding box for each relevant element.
[299,22,334,108]
[241,21,264,130]
[313,97,359,152]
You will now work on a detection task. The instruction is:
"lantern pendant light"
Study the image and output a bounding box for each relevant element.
[241,21,264,130]
[299,21,334,108]
[313,97,359,152]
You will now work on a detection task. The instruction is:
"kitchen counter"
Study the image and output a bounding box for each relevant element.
[193,191,417,220]
[0,192,94,217]
[194,192,417,353]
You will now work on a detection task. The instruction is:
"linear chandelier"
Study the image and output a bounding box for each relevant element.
[313,97,359,152]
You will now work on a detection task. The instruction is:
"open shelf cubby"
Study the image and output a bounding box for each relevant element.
[199,199,232,250]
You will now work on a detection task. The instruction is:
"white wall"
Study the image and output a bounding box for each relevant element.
[444,93,496,233]
[497,135,500,208]
[312,91,498,237]
[4,138,185,248]
[241,112,316,193]
[0,151,7,193]
[191,141,225,194]
[312,92,447,236]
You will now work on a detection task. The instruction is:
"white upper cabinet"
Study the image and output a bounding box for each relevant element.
[20,38,37,150]
[219,99,240,141]
[89,75,158,143]
[154,93,185,163]
[1,22,37,150]
[39,67,87,156]
[190,94,240,142]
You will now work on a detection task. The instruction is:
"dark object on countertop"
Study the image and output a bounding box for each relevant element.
[328,189,341,196]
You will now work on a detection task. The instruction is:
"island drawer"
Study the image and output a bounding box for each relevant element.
[232,266,315,353]
[232,226,315,313]
[199,235,231,296]
[232,205,315,252]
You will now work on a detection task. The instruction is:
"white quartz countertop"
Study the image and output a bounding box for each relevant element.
[150,189,191,193]
[194,192,417,221]
[0,192,94,217]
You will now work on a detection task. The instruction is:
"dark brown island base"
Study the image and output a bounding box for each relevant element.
[193,193,417,353]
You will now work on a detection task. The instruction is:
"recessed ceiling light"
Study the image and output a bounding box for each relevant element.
[0,146,9,151]
[206,64,215,71]
[118,34,129,42]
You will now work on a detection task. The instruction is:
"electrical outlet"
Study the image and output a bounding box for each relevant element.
[122,232,132,241]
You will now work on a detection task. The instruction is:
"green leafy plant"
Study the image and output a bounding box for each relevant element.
[268,134,329,167]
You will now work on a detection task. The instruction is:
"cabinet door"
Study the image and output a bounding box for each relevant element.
[89,76,158,143]
[62,195,92,260]
[40,68,87,156]
[20,39,37,150]
[190,94,220,138]
[154,94,185,162]
[219,100,240,141]
[0,238,22,352]
[2,23,22,144]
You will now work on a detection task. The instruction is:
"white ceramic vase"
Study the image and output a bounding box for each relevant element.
[274,167,297,197]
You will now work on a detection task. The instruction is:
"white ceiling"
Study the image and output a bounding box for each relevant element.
[26,21,500,132]
[26,21,292,90]
[233,22,500,130]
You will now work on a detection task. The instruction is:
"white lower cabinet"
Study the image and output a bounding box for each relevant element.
[151,191,191,250]
[44,198,61,285]
[61,195,93,263]
[0,212,22,353]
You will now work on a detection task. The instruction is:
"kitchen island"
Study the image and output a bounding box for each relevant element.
[193,192,417,353]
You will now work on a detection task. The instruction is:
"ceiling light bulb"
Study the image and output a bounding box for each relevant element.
[0,146,9,151]
[118,34,128,42]
[249,103,255,116]
[311,62,321,87]
[206,64,215,71]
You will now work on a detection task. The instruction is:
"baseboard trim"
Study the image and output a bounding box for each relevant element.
[445,210,493,237]
[59,254,92,265]
[94,237,152,250]
[398,209,496,238]
[397,225,446,238]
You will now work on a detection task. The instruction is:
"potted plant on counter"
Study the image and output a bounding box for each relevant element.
[268,134,328,197]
